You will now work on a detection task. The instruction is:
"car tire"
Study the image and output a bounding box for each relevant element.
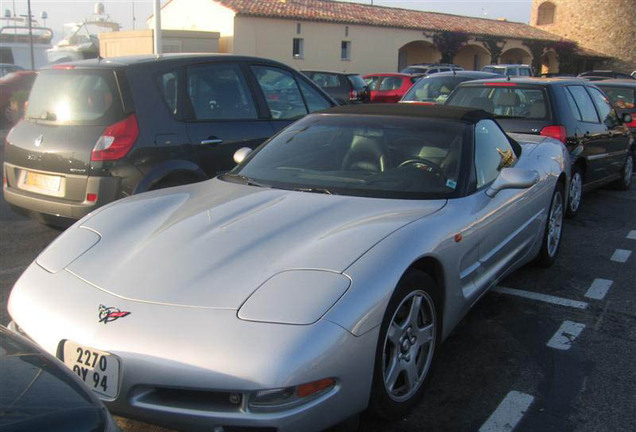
[613,152,633,191]
[368,270,441,420]
[535,181,565,267]
[566,164,583,218]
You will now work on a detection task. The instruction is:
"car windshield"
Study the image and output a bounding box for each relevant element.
[597,86,635,109]
[401,67,426,74]
[482,67,505,75]
[447,85,549,120]
[25,69,123,125]
[226,114,469,199]
[403,76,459,104]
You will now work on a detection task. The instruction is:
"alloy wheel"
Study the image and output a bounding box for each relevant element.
[569,172,582,213]
[624,155,633,186]
[382,290,436,402]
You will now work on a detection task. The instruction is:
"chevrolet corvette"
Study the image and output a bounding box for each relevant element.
[8,105,570,431]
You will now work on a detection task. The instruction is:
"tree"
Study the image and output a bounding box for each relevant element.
[549,40,579,74]
[523,40,550,76]
[477,36,506,65]
[431,31,470,64]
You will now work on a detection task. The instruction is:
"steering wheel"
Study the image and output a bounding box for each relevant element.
[398,158,443,176]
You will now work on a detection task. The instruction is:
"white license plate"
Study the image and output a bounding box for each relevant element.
[63,341,120,399]
[22,171,61,192]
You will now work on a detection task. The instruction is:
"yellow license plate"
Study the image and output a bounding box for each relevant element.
[24,171,61,192]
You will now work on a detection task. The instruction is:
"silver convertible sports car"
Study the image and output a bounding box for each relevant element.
[9,105,570,431]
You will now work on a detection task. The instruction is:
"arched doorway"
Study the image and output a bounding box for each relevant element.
[398,41,440,71]
[454,44,491,70]
[501,47,532,65]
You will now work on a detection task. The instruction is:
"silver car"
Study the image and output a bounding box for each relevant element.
[8,105,570,432]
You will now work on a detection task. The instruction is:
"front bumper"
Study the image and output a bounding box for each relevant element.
[8,263,377,432]
[3,162,120,221]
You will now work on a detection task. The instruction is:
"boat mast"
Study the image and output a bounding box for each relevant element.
[27,0,34,69]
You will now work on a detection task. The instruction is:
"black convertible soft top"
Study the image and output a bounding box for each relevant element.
[321,103,495,123]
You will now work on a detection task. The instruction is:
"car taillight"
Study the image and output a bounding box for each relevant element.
[540,125,567,144]
[91,114,139,161]
[349,89,358,100]
[626,118,636,128]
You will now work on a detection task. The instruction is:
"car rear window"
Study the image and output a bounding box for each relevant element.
[379,77,403,91]
[346,75,367,90]
[447,85,549,119]
[597,86,635,109]
[26,69,123,125]
[309,72,340,88]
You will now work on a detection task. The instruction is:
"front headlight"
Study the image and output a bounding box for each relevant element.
[237,270,350,325]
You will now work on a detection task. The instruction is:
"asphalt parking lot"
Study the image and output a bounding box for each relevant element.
[1,135,634,432]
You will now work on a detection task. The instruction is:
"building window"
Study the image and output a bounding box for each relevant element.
[537,2,556,25]
[341,41,351,60]
[293,38,304,59]
[345,26,349,37]
[296,23,301,34]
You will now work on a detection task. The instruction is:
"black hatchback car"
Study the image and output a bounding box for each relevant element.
[301,70,370,104]
[446,78,634,216]
[3,54,336,225]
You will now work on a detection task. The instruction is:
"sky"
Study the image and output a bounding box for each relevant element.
[3,0,533,43]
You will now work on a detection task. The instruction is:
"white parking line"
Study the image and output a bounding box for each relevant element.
[547,321,586,350]
[479,391,534,432]
[627,231,636,240]
[493,287,588,310]
[611,249,632,263]
[584,278,613,300]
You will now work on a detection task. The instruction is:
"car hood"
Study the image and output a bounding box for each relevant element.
[60,179,446,309]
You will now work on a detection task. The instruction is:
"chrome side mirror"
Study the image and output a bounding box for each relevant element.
[233,147,253,165]
[486,168,539,197]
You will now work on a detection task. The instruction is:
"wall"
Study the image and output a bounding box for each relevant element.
[99,30,220,57]
[530,0,636,72]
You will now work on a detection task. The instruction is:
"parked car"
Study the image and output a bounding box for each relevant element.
[400,71,499,105]
[578,70,635,80]
[446,77,634,217]
[8,104,570,432]
[0,62,24,77]
[0,325,119,432]
[482,64,533,77]
[595,79,636,142]
[301,70,369,104]
[399,63,463,76]
[363,73,418,103]
[2,54,336,226]
[0,69,36,127]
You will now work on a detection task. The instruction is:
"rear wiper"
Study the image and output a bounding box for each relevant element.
[221,173,271,188]
[293,187,337,195]
[27,111,57,121]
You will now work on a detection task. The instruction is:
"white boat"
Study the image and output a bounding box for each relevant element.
[0,15,53,70]
[46,2,120,63]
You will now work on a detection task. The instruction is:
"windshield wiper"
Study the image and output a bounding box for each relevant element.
[292,187,337,195]
[220,173,271,188]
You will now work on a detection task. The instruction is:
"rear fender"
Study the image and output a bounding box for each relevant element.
[133,160,207,194]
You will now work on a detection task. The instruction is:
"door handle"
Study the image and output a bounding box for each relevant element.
[201,139,223,145]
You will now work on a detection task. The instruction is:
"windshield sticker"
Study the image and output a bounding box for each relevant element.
[446,179,458,189]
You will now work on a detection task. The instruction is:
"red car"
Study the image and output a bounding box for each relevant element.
[363,73,418,103]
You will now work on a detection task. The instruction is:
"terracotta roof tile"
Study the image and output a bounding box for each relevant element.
[214,0,564,42]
